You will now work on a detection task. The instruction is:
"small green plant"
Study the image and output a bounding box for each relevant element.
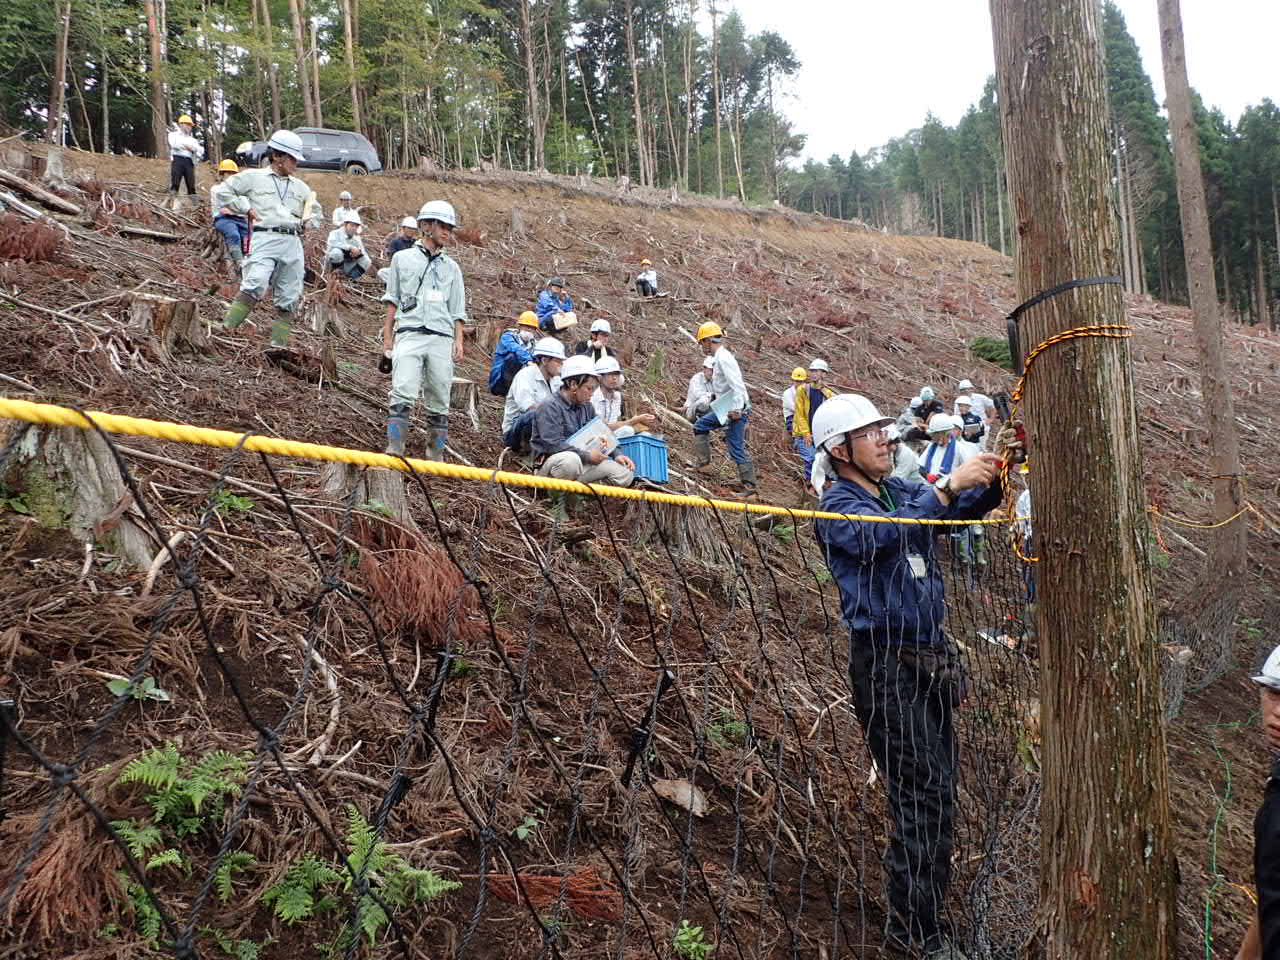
[810,563,833,587]
[360,499,393,518]
[968,336,1012,371]
[264,806,460,952]
[0,480,31,515]
[643,345,666,385]
[203,926,273,960]
[117,872,164,941]
[673,919,713,960]
[116,742,249,836]
[214,851,257,903]
[707,708,748,748]
[771,523,796,545]
[1145,531,1171,571]
[212,489,255,516]
[1240,618,1264,645]
[106,674,172,703]
[512,812,540,842]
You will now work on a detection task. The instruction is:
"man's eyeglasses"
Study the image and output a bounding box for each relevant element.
[849,426,890,443]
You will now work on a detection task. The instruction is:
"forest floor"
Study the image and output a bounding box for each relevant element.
[0,145,1277,959]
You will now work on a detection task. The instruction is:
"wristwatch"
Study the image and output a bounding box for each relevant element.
[934,475,954,496]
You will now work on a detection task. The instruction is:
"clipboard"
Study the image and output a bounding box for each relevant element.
[711,391,741,426]
[566,416,618,455]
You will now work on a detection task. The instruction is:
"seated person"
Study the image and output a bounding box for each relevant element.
[326,211,371,280]
[502,337,564,453]
[686,357,715,421]
[532,355,636,486]
[535,276,574,332]
[574,318,616,364]
[489,310,540,396]
[635,258,658,297]
[887,424,924,485]
[387,217,418,256]
[956,395,986,445]
[592,357,656,438]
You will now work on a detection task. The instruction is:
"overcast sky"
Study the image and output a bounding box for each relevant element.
[721,0,1278,163]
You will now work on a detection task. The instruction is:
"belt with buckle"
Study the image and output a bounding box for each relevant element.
[252,225,301,236]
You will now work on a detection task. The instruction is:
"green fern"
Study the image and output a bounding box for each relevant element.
[203,925,273,960]
[117,871,163,943]
[145,849,185,873]
[118,743,182,793]
[110,819,164,861]
[116,743,248,833]
[263,854,343,924]
[214,851,257,904]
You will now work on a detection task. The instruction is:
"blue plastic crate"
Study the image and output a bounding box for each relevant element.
[617,433,668,483]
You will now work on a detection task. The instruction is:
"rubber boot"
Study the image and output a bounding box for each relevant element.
[223,294,254,330]
[424,414,448,461]
[385,406,410,456]
[736,460,758,496]
[691,433,714,475]
[270,310,291,347]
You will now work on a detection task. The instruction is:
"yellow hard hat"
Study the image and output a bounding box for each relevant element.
[641,258,652,266]
[178,114,194,125]
[218,159,239,173]
[696,321,723,341]
[517,310,539,328]
[790,367,808,382]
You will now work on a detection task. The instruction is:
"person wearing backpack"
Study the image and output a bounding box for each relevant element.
[489,311,540,396]
[502,337,565,454]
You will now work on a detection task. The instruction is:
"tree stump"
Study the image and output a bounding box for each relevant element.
[317,460,419,535]
[450,377,480,431]
[510,207,525,237]
[5,424,154,567]
[129,293,207,361]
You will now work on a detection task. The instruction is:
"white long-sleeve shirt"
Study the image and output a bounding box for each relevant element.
[210,180,236,219]
[891,443,924,485]
[168,130,203,160]
[781,384,797,422]
[221,168,323,230]
[637,268,658,286]
[503,363,553,433]
[919,436,976,478]
[325,226,367,264]
[709,345,748,413]
[686,372,713,420]
[332,205,361,229]
[592,387,623,426]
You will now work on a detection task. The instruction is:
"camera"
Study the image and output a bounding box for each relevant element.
[400,296,417,312]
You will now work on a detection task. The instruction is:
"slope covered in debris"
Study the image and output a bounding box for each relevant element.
[0,145,1276,959]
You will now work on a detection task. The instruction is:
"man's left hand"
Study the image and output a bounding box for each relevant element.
[728,409,742,422]
[453,339,464,362]
[616,455,636,471]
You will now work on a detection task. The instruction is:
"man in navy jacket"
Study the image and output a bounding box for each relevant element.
[812,394,1001,960]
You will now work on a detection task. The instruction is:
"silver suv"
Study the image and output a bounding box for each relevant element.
[235,127,382,174]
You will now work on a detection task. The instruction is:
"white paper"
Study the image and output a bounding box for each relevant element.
[566,416,618,455]
[711,391,741,425]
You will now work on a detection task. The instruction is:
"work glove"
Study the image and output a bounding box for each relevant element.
[994,419,1026,463]
[377,351,392,375]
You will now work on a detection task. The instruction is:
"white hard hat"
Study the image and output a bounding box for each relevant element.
[339,190,353,201]
[958,379,974,390]
[956,395,972,407]
[808,358,831,373]
[927,413,954,434]
[590,318,612,334]
[1254,646,1280,690]
[266,129,304,161]
[920,386,936,401]
[533,337,566,360]
[812,394,892,451]
[560,354,597,381]
[885,423,902,441]
[702,356,715,369]
[910,395,923,407]
[400,216,418,229]
[341,210,362,226]
[594,356,622,376]
[417,199,458,227]
[951,415,965,430]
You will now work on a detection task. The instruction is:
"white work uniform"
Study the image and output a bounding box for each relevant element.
[332,204,360,228]
[592,387,635,438]
[503,363,553,433]
[709,345,748,412]
[221,167,321,314]
[686,372,713,421]
[167,130,203,160]
[919,436,976,479]
[891,442,924,485]
[325,227,371,272]
[782,384,797,423]
[209,180,234,219]
[382,244,466,418]
[637,268,658,286]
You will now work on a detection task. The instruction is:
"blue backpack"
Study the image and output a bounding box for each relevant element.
[488,333,526,396]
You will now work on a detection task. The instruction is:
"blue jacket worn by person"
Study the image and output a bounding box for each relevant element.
[488,328,535,395]
[535,288,572,326]
[815,476,1001,646]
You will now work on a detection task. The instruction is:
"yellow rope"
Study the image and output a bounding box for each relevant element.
[1149,503,1252,530]
[0,397,1008,527]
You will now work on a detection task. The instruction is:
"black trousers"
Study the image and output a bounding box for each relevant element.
[849,640,959,950]
[168,156,195,194]
[636,278,656,297]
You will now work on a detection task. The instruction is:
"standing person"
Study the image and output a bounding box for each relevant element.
[955,396,985,446]
[489,311,541,397]
[635,258,658,297]
[685,357,715,422]
[919,414,975,483]
[221,130,321,347]
[782,367,806,433]
[811,394,1001,960]
[502,337,565,453]
[380,199,466,459]
[167,115,203,201]
[574,318,615,363]
[326,211,371,280]
[387,217,418,256]
[955,379,997,445]
[332,191,359,227]
[792,358,835,482]
[535,277,573,332]
[592,357,655,438]
[210,159,249,271]
[691,321,755,495]
[532,354,636,486]
[1236,647,1280,960]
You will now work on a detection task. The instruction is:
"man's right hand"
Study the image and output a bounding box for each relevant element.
[585,445,607,465]
[949,453,1001,491]
[377,352,392,375]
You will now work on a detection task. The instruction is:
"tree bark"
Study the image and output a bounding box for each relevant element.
[624,0,648,187]
[129,293,208,361]
[287,0,316,127]
[259,0,282,131]
[143,0,167,158]
[710,0,723,199]
[45,0,72,145]
[342,0,361,132]
[309,15,323,127]
[519,0,542,171]
[1157,0,1247,584]
[990,2,1177,958]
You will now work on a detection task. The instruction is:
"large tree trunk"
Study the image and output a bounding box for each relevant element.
[143,0,167,158]
[45,0,72,145]
[309,16,323,128]
[710,0,723,199]
[342,0,361,133]
[624,0,648,188]
[519,0,541,171]
[1157,0,1247,589]
[259,0,282,131]
[1255,231,1272,329]
[287,0,316,127]
[990,2,1178,958]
